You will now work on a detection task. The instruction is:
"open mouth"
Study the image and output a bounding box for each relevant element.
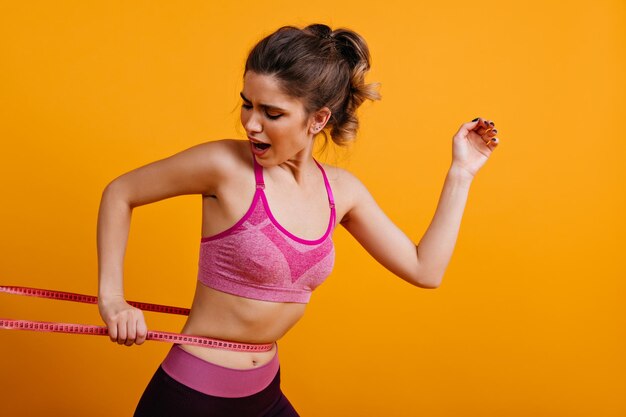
[252,142,271,151]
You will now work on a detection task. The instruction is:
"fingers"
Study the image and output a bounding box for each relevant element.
[123,319,136,346]
[457,117,482,137]
[473,118,495,135]
[119,312,147,346]
[108,321,118,342]
[468,117,500,149]
[458,117,494,137]
[116,320,127,345]
[485,136,499,150]
[103,305,147,347]
[483,127,497,144]
[136,319,148,345]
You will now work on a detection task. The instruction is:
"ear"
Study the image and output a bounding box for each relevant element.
[308,107,332,135]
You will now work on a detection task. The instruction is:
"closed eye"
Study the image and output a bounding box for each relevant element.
[265,111,282,120]
[241,102,282,120]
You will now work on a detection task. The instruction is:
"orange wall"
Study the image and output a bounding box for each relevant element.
[1,1,625,416]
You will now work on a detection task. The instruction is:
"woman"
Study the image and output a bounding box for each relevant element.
[97,24,499,416]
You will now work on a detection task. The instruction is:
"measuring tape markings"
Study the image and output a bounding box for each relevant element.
[0,285,190,315]
[0,285,273,353]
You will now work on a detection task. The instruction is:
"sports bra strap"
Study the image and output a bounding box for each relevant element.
[252,156,265,189]
[314,159,335,209]
[252,154,334,210]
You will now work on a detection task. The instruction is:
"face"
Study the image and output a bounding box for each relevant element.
[240,71,323,166]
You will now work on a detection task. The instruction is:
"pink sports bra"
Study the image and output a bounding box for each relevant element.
[197,156,336,303]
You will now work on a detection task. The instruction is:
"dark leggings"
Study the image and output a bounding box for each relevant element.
[134,366,299,417]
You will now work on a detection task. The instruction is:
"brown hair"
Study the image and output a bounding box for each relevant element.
[245,24,380,146]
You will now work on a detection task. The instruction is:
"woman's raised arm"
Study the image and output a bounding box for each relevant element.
[340,118,499,288]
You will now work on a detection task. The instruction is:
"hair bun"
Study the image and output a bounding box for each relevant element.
[306,23,333,40]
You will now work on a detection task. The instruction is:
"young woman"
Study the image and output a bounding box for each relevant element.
[97,23,499,416]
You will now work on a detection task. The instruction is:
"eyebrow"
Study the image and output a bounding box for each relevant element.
[239,92,287,112]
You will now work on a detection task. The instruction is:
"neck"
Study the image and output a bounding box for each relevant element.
[278,153,316,184]
[276,137,319,184]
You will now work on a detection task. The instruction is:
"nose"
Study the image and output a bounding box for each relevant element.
[243,110,263,135]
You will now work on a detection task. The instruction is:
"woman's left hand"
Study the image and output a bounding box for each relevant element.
[450,117,499,178]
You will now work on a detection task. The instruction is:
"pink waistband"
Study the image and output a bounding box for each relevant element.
[161,344,279,398]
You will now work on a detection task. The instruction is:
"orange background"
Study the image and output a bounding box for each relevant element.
[1,1,625,416]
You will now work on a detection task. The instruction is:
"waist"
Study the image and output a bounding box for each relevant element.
[162,343,280,397]
[177,341,278,371]
[177,283,304,367]
[184,282,306,341]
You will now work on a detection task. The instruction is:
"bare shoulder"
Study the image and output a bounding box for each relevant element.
[186,139,258,193]
[319,164,364,193]
[107,139,253,207]
[317,163,369,224]
[187,139,251,176]
[161,139,255,188]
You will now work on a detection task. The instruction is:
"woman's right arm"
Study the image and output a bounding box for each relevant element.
[97,139,239,346]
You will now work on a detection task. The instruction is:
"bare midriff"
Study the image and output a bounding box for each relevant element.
[178,281,306,370]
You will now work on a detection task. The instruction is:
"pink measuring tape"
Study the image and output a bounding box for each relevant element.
[0,285,273,352]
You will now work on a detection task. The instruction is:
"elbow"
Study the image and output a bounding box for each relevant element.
[416,279,442,290]
[101,179,133,208]
[102,179,121,198]
[409,271,443,289]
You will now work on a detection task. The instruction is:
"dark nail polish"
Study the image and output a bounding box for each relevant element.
[472,118,479,122]
[484,121,490,126]
[489,121,495,126]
